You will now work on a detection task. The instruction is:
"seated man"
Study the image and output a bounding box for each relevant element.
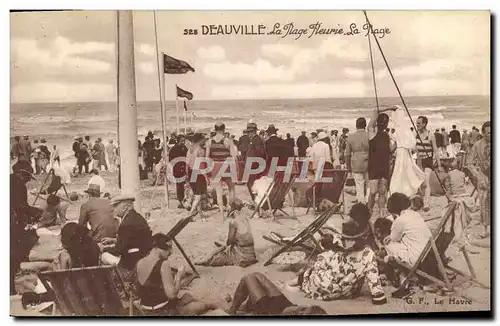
[228,272,327,316]
[101,194,153,282]
[78,184,118,243]
[38,194,70,227]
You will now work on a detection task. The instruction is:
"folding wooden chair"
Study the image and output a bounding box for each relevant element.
[38,265,132,316]
[249,171,297,221]
[165,215,200,285]
[263,203,343,266]
[306,169,348,215]
[381,202,489,292]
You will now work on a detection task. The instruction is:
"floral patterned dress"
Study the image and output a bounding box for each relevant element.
[300,233,386,304]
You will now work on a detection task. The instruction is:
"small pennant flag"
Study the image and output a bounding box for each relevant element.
[191,112,196,118]
[184,100,188,112]
[176,85,194,100]
[164,54,195,74]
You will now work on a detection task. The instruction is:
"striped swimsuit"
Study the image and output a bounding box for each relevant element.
[416,132,434,169]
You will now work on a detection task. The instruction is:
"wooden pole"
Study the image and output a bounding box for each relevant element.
[160,52,170,208]
[117,10,140,209]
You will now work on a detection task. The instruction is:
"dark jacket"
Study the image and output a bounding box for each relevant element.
[265,135,288,166]
[103,209,153,270]
[168,143,188,178]
[297,135,309,152]
[238,135,250,154]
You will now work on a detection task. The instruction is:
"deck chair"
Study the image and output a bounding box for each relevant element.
[38,265,132,316]
[381,202,489,292]
[165,215,200,285]
[249,171,297,221]
[306,169,348,215]
[263,202,343,266]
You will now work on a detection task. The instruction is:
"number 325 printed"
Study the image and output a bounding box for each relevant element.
[183,29,198,35]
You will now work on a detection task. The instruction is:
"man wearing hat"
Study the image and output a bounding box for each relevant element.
[185,127,195,149]
[101,193,153,281]
[265,124,288,168]
[79,184,118,243]
[309,132,333,206]
[245,122,266,196]
[297,131,309,158]
[238,129,250,161]
[17,134,32,163]
[10,160,40,295]
[345,118,369,204]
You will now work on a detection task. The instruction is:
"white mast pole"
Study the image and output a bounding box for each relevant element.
[160,52,170,208]
[117,10,141,210]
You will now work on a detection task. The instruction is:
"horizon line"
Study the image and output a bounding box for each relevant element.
[10,93,490,105]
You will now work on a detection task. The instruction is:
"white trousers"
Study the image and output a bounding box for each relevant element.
[352,172,368,204]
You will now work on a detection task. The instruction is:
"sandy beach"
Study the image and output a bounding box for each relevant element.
[10,168,490,316]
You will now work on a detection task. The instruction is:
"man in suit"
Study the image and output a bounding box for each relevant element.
[245,123,266,196]
[345,118,369,204]
[169,134,189,208]
[101,194,154,282]
[265,125,288,168]
[296,131,309,158]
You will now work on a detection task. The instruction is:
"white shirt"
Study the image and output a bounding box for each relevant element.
[389,209,431,264]
[88,175,106,193]
[309,140,332,170]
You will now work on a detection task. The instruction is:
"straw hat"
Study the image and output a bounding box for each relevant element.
[246,122,257,131]
[110,193,136,206]
[317,132,329,140]
[84,184,102,196]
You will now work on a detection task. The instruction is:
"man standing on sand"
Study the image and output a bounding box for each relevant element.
[367,107,396,217]
[207,122,238,217]
[245,122,266,197]
[415,116,441,211]
[339,128,349,164]
[449,124,462,155]
[106,139,116,172]
[466,121,491,238]
[98,138,108,171]
[345,118,369,204]
[297,131,309,158]
[441,128,449,148]
[238,130,250,160]
[168,134,188,208]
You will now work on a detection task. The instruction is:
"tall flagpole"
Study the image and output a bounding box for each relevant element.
[190,111,193,125]
[184,103,187,134]
[159,51,170,208]
[117,10,140,209]
[175,85,180,134]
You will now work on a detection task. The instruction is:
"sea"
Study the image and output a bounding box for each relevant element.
[10,95,490,163]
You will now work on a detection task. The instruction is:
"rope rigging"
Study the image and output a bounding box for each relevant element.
[363,10,451,204]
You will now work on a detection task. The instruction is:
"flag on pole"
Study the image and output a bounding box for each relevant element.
[164,54,195,74]
[184,100,188,112]
[191,112,196,118]
[176,85,194,100]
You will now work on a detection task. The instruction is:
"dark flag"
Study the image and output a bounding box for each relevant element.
[184,100,188,112]
[164,54,195,74]
[176,85,194,100]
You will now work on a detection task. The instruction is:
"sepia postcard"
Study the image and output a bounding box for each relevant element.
[10,10,491,317]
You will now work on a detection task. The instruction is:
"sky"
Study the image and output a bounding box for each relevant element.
[10,10,490,103]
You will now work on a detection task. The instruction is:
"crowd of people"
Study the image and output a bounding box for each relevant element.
[10,104,491,316]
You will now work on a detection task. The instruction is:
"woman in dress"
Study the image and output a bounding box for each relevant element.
[195,199,257,267]
[135,233,216,316]
[287,203,387,305]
